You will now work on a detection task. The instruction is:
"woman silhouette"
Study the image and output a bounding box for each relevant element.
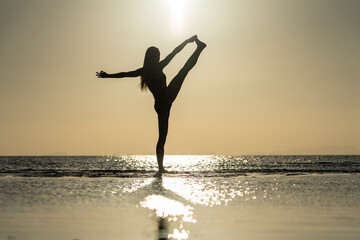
[96,35,206,174]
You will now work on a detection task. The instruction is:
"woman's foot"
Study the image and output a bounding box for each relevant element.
[195,38,207,50]
[153,168,169,177]
[153,171,163,177]
[159,168,169,173]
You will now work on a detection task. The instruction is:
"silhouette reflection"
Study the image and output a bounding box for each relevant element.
[158,217,168,240]
[121,174,250,239]
[125,177,193,239]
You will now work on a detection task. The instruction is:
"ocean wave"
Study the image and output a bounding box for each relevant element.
[0,168,359,178]
[1,155,359,177]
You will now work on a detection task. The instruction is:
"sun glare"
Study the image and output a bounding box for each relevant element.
[140,194,195,223]
[165,0,190,33]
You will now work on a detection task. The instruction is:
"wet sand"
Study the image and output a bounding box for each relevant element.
[1,174,360,240]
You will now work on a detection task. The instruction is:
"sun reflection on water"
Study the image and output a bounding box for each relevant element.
[140,193,194,240]
[122,179,153,193]
[168,227,189,240]
[140,195,196,223]
[163,155,220,172]
[120,156,265,239]
[162,177,253,206]
[133,174,259,240]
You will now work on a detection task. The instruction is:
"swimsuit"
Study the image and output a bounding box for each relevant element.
[153,87,172,114]
[146,70,171,114]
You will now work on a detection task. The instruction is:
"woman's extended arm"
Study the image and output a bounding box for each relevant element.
[96,68,143,78]
[160,35,197,68]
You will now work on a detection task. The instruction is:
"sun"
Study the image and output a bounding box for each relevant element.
[165,0,190,33]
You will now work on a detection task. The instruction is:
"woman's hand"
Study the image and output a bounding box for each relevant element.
[96,71,109,78]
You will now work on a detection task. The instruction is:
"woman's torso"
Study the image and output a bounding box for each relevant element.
[145,66,167,97]
[144,67,171,114]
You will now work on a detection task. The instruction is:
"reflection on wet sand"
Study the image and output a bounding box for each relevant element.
[122,175,250,240]
[158,217,168,240]
[126,177,193,239]
[141,194,195,223]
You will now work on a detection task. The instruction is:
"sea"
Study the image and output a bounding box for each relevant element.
[1,155,359,177]
[1,155,360,240]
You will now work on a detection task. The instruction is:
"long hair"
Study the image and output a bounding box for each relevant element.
[140,46,160,91]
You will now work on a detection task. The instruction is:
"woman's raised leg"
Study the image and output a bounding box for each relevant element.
[167,38,206,103]
[156,112,170,173]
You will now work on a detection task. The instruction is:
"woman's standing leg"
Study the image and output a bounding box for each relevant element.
[156,112,170,172]
[167,39,206,103]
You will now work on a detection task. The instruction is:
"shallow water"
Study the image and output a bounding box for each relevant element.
[1,155,360,239]
[1,155,360,177]
[1,173,360,240]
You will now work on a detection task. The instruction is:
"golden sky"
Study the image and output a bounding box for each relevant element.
[0,0,359,155]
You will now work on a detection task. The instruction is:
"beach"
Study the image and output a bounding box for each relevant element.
[1,164,360,239]
[2,0,360,239]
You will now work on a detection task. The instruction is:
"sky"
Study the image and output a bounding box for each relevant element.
[0,0,359,155]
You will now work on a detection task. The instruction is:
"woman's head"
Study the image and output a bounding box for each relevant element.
[141,46,160,90]
[144,46,160,66]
